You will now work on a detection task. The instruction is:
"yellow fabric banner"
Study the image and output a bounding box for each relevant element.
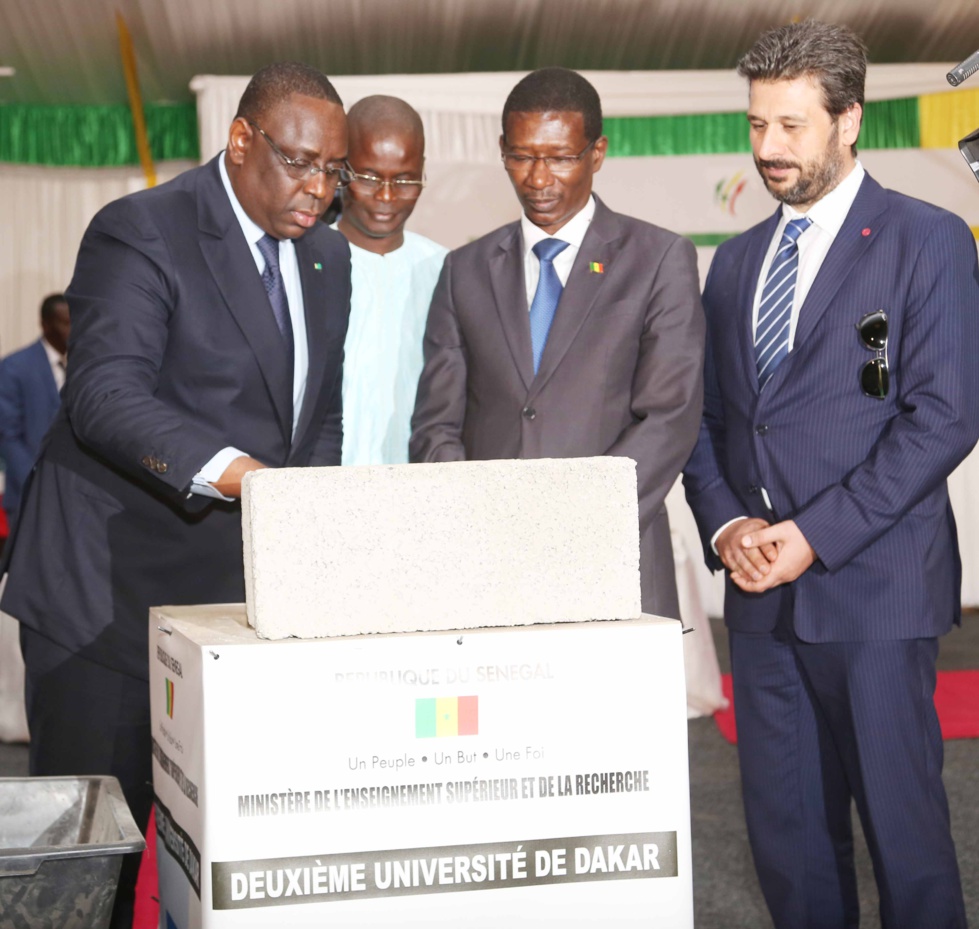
[919,88,979,149]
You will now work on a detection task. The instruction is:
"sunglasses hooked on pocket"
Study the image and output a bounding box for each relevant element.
[856,310,888,399]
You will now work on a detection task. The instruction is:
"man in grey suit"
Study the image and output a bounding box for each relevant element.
[410,67,704,619]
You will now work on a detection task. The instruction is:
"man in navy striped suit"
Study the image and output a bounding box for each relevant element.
[684,20,978,929]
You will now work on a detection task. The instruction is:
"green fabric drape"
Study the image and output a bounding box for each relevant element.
[859,97,920,151]
[606,112,750,157]
[604,97,921,157]
[0,103,199,166]
[0,95,923,166]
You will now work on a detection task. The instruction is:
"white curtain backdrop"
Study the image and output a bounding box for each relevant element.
[0,67,975,623]
[191,65,962,162]
[0,161,195,355]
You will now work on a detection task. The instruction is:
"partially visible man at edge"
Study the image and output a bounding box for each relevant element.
[0,293,70,534]
[410,67,705,620]
[0,62,353,928]
[683,20,977,929]
[333,94,447,464]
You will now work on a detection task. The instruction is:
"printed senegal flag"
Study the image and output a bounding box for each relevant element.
[416,696,479,738]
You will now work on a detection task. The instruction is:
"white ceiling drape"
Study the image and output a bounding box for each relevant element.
[192,65,962,163]
[0,0,975,105]
[0,162,195,356]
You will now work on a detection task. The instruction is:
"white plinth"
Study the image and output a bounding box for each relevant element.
[241,457,642,639]
[149,605,693,928]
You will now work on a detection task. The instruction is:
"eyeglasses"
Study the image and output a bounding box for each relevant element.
[248,121,354,188]
[856,310,888,399]
[348,171,426,200]
[501,140,597,174]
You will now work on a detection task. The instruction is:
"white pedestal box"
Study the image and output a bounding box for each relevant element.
[149,605,693,928]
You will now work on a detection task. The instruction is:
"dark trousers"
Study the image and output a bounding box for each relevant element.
[20,625,153,929]
[730,611,966,929]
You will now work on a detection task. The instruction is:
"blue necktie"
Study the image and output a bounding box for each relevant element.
[754,217,811,388]
[257,233,295,365]
[529,238,570,374]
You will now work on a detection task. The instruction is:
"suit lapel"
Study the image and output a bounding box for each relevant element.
[291,234,340,452]
[792,175,888,349]
[530,201,617,396]
[489,224,535,390]
[196,157,294,444]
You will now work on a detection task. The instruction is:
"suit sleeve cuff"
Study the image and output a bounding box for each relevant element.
[190,446,248,501]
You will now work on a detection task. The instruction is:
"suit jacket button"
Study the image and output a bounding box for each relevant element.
[141,456,152,468]
[748,484,759,495]
[755,424,769,435]
[158,463,168,474]
[521,407,536,420]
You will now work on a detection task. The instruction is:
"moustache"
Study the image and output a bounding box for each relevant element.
[757,159,801,171]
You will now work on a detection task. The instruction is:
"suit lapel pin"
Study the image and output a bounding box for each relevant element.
[314,261,323,270]
[588,261,605,274]
[861,228,871,237]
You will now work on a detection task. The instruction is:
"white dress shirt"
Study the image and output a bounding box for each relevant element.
[41,337,66,391]
[520,195,596,306]
[751,162,866,350]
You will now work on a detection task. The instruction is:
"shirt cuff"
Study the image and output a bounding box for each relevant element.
[190,447,249,502]
[710,516,749,555]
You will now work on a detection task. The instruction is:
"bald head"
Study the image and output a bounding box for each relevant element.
[338,95,428,255]
[347,95,424,152]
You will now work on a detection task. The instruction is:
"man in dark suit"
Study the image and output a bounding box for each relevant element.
[683,21,978,929]
[0,293,69,533]
[0,62,352,928]
[410,67,704,620]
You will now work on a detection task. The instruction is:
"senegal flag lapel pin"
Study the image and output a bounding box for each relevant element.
[588,261,605,274]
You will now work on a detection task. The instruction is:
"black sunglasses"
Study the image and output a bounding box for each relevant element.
[856,310,888,399]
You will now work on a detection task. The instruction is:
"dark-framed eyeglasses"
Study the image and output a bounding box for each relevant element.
[348,171,426,200]
[248,120,354,188]
[500,139,597,174]
[856,310,888,399]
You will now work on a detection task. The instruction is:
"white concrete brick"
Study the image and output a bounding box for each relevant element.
[241,457,641,639]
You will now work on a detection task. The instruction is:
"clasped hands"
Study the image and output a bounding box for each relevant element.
[715,517,816,593]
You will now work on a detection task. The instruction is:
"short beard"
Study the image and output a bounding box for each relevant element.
[756,126,846,207]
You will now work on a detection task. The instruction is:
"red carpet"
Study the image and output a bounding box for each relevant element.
[134,807,159,929]
[713,670,979,745]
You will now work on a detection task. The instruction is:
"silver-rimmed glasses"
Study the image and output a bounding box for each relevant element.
[248,120,354,188]
[348,172,427,200]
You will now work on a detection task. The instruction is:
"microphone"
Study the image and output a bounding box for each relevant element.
[947,49,979,86]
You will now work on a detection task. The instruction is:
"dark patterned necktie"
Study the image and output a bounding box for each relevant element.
[755,217,811,388]
[257,233,295,365]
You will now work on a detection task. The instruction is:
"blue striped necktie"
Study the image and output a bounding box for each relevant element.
[529,238,570,374]
[755,217,811,388]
